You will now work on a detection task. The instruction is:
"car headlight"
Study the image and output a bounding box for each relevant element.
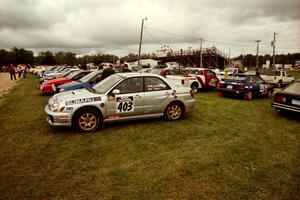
[49,100,60,112]
[59,88,65,92]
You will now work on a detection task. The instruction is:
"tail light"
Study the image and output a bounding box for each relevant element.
[236,84,245,90]
[274,96,286,103]
[218,82,225,88]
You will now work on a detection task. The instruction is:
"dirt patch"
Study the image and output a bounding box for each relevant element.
[0,73,20,106]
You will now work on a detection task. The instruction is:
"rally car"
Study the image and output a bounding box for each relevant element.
[40,70,90,94]
[217,74,274,100]
[45,73,196,132]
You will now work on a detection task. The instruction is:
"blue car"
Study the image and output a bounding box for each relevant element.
[217,73,274,100]
[57,70,103,93]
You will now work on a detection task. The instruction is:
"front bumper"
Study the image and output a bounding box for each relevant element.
[45,105,72,127]
[184,99,196,114]
[272,102,300,113]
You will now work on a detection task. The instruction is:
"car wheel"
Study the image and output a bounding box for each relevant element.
[191,83,198,93]
[73,107,100,132]
[244,91,253,100]
[165,102,183,121]
[277,80,282,88]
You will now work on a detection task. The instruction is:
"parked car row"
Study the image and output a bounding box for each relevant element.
[31,65,298,133]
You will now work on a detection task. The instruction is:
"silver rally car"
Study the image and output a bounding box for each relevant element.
[45,73,196,132]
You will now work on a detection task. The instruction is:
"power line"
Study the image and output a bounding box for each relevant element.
[144,28,164,46]
[144,26,300,51]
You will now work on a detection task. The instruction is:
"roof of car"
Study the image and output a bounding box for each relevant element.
[116,72,163,78]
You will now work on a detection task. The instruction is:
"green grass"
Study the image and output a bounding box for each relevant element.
[0,74,299,200]
[289,71,300,80]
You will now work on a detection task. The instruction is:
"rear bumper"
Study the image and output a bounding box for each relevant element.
[216,88,246,95]
[45,105,72,127]
[272,102,300,113]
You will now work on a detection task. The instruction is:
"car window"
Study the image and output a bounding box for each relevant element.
[206,70,215,77]
[145,77,170,92]
[199,70,204,75]
[247,76,255,83]
[114,77,143,94]
[276,71,280,76]
[255,76,265,84]
[282,72,286,76]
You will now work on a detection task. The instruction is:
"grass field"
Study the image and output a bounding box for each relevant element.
[0,74,299,200]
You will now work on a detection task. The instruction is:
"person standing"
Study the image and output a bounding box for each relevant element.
[17,65,22,78]
[9,64,16,80]
[22,65,28,79]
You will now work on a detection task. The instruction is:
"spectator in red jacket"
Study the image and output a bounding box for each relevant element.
[9,64,16,80]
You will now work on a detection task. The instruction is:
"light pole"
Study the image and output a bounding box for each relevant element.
[255,40,261,69]
[138,17,147,67]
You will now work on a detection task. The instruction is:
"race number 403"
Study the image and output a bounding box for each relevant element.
[116,96,134,113]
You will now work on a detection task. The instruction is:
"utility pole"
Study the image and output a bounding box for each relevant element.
[228,48,231,66]
[200,37,203,67]
[272,32,278,69]
[255,40,261,69]
[138,17,147,67]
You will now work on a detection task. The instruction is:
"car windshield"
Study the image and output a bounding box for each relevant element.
[283,82,300,94]
[79,71,99,83]
[225,68,236,73]
[92,74,123,94]
[62,70,74,77]
[66,71,81,79]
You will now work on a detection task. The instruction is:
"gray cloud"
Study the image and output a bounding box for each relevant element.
[0,0,299,56]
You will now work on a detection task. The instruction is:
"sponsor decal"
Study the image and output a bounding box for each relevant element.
[65,107,73,111]
[116,96,134,113]
[65,97,101,106]
[59,115,71,120]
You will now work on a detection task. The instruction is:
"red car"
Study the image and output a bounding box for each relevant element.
[184,68,220,90]
[40,70,90,94]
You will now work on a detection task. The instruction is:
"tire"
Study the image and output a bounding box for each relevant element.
[164,102,183,121]
[277,80,282,88]
[73,107,101,132]
[244,91,253,100]
[191,83,198,93]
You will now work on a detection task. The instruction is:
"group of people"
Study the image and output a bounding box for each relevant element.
[9,64,28,80]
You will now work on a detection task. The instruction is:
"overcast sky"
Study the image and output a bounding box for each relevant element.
[0,0,299,57]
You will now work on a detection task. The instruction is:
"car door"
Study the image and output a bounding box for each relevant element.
[106,77,144,118]
[143,76,173,115]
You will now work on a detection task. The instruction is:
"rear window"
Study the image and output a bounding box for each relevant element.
[283,82,300,94]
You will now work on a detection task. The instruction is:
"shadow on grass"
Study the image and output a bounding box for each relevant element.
[275,111,300,123]
[48,117,170,135]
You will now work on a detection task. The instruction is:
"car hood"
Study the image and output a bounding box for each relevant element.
[52,88,102,104]
[43,78,69,85]
[57,81,81,89]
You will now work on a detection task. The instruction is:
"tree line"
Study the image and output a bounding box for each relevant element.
[0,47,299,67]
[0,47,120,66]
[234,53,300,67]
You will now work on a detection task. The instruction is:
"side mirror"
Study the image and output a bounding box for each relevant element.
[112,89,120,95]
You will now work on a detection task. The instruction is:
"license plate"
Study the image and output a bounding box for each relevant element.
[227,85,233,89]
[291,99,300,106]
